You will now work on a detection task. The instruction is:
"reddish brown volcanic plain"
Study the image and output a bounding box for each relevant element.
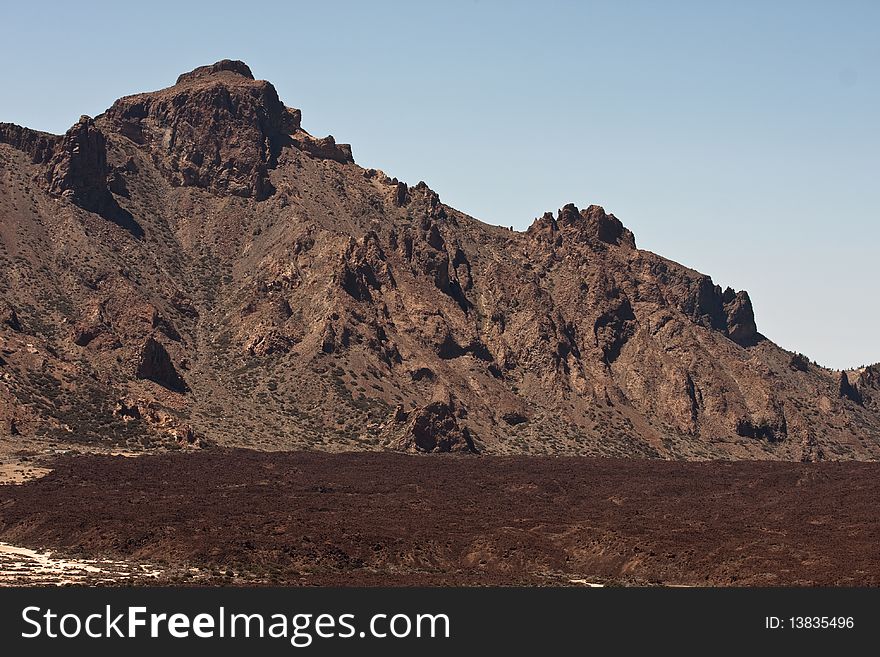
[2,450,879,586]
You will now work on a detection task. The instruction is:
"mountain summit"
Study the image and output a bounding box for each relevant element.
[1,61,878,459]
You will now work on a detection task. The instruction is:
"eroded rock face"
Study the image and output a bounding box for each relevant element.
[46,116,111,211]
[105,65,297,200]
[722,288,758,347]
[527,203,636,248]
[114,397,201,447]
[857,365,880,409]
[175,59,255,84]
[2,117,119,216]
[1,117,140,234]
[290,134,353,164]
[2,59,880,461]
[398,401,477,453]
[135,337,187,392]
[579,204,636,247]
[103,60,351,200]
[0,123,60,164]
[338,232,394,302]
[839,371,862,404]
[651,270,758,348]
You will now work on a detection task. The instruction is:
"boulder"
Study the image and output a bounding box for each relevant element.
[397,401,477,453]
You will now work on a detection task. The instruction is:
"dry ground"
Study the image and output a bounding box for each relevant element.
[1,449,878,586]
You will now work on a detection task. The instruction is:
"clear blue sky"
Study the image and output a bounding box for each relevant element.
[1,1,877,369]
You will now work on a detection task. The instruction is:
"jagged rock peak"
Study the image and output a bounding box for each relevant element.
[527,202,636,248]
[176,59,255,84]
[103,59,353,199]
[47,116,110,210]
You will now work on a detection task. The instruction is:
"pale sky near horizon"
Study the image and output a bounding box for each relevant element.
[1,1,877,369]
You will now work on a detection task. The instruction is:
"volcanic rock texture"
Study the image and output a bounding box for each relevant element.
[1,61,878,459]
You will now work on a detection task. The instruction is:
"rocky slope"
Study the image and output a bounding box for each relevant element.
[1,60,878,459]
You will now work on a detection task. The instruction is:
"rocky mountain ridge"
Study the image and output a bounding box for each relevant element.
[1,60,878,460]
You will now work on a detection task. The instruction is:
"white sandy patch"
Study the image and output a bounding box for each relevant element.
[569,578,604,587]
[0,542,162,586]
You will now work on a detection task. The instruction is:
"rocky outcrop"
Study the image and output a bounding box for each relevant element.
[72,324,104,347]
[736,416,787,443]
[135,337,187,392]
[839,371,862,404]
[1,303,21,332]
[397,400,477,453]
[577,204,636,247]
[394,180,409,206]
[2,117,140,234]
[0,123,60,164]
[527,203,636,248]
[856,365,880,409]
[594,297,635,365]
[338,232,394,302]
[46,116,112,211]
[105,61,299,200]
[290,133,354,163]
[722,288,758,347]
[114,397,200,447]
[659,272,758,348]
[789,353,811,372]
[175,59,255,84]
[104,59,352,201]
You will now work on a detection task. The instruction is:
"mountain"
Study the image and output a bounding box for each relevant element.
[1,60,878,460]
